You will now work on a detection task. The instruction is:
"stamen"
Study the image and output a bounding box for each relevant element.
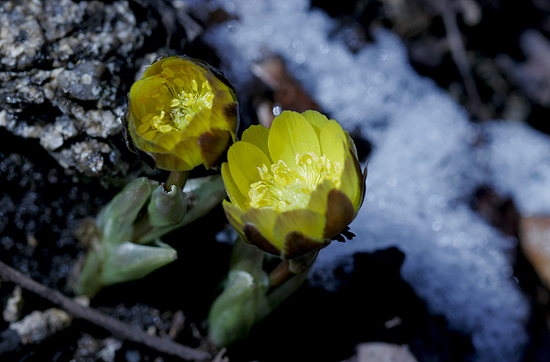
[248,152,342,212]
[137,68,214,139]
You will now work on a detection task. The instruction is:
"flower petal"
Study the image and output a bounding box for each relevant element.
[344,129,358,159]
[273,209,325,252]
[210,89,237,130]
[320,119,347,167]
[268,111,320,168]
[222,162,247,210]
[322,189,355,238]
[149,146,197,171]
[228,141,272,198]
[222,200,246,240]
[281,231,331,259]
[306,179,334,214]
[301,110,328,138]
[339,147,364,211]
[241,125,272,164]
[241,208,280,254]
[199,128,231,168]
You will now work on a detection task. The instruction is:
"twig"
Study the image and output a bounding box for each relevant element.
[440,5,485,119]
[0,260,211,361]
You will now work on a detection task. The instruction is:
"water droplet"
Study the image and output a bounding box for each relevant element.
[505,236,518,248]
[227,20,237,30]
[224,1,235,12]
[367,86,378,97]
[272,106,282,116]
[387,178,396,187]
[295,53,306,64]
[378,49,388,61]
[502,266,514,277]
[432,221,442,231]
[319,43,330,54]
[475,236,487,247]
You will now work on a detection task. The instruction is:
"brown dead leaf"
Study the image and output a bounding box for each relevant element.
[519,215,550,289]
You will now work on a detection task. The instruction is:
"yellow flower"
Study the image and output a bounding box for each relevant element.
[124,55,238,171]
[222,110,366,259]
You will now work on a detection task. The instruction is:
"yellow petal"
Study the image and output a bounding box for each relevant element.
[320,120,346,167]
[339,148,363,210]
[142,57,166,78]
[241,125,272,163]
[273,209,325,249]
[301,110,328,138]
[170,136,204,170]
[222,200,246,237]
[241,208,279,251]
[344,129,358,159]
[306,179,335,215]
[268,111,320,168]
[221,162,247,209]
[228,141,272,198]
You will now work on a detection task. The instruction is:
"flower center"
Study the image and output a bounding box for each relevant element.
[248,152,342,212]
[138,67,214,140]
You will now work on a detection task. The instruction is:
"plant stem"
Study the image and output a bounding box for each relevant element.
[165,170,189,191]
[268,260,294,290]
[0,260,211,361]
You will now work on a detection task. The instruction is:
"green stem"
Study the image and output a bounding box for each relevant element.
[165,170,190,191]
[268,260,294,291]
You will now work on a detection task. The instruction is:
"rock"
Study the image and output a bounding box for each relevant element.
[55,60,105,101]
[0,2,45,70]
[9,308,73,345]
[0,0,161,180]
[344,342,418,362]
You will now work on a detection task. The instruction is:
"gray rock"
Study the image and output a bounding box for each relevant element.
[0,0,163,180]
[55,60,106,101]
[38,0,85,42]
[0,2,45,70]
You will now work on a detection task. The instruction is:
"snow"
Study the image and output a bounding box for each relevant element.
[480,120,550,216]
[190,0,550,360]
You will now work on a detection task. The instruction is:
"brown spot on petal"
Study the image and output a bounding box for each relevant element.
[198,129,231,168]
[222,101,239,128]
[281,231,331,260]
[323,189,355,239]
[243,222,281,256]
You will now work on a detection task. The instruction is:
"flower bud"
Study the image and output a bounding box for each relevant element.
[102,241,177,286]
[96,177,159,244]
[207,270,268,347]
[147,184,187,227]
